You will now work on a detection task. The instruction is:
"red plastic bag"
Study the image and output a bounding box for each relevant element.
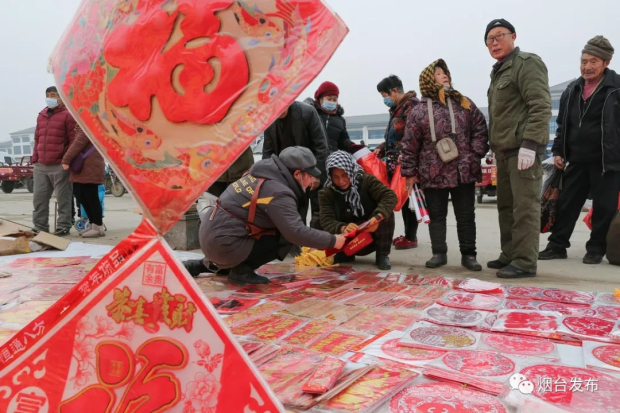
[584,194,620,230]
[357,151,388,186]
[390,165,408,212]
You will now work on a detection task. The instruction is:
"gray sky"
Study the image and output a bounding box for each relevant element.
[1,0,618,141]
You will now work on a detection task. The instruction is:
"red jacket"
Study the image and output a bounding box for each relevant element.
[32,106,77,165]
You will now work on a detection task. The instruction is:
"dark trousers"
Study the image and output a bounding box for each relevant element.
[234,235,281,272]
[402,199,419,241]
[425,182,477,256]
[73,183,103,226]
[547,162,620,255]
[355,213,396,257]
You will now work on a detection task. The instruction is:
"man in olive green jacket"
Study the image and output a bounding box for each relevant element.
[485,19,552,278]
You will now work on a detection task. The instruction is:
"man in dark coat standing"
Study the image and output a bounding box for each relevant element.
[541,36,620,265]
[262,101,329,228]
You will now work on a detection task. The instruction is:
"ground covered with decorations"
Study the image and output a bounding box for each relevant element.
[1,251,620,413]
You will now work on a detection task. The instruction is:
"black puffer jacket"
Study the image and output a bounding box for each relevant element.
[552,68,620,172]
[262,101,329,181]
[305,98,354,153]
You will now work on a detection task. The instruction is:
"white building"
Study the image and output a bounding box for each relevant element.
[4,126,36,157]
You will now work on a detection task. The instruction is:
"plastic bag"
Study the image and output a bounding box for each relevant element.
[584,193,620,230]
[541,168,563,233]
[357,151,389,186]
[390,165,408,211]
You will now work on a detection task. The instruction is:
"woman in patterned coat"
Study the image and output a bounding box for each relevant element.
[401,59,489,271]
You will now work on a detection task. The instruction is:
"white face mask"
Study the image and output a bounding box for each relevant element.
[46,97,59,109]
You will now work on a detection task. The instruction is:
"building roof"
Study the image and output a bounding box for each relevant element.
[550,79,577,93]
[345,113,389,129]
[9,126,36,135]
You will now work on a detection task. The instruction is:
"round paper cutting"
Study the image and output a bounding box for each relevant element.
[562,316,614,337]
[504,300,538,310]
[483,334,555,356]
[381,338,445,361]
[409,326,477,349]
[541,289,595,304]
[596,293,620,305]
[538,302,597,316]
[506,286,543,298]
[426,306,483,324]
[592,345,620,369]
[389,382,508,413]
[442,351,515,376]
[521,364,620,412]
[440,292,501,310]
[596,306,620,320]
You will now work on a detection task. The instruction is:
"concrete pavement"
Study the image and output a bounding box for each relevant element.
[1,188,617,293]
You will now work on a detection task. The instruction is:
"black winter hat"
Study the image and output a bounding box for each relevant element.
[485,19,516,44]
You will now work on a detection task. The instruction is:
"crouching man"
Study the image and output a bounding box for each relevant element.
[197,147,346,284]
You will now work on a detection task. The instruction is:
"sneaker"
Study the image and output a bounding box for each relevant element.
[394,237,418,250]
[82,224,103,238]
[426,254,447,268]
[539,248,568,260]
[461,255,482,271]
[496,265,536,279]
[583,253,604,265]
[375,254,391,270]
[53,228,70,237]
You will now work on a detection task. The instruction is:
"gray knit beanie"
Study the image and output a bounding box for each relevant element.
[582,35,614,61]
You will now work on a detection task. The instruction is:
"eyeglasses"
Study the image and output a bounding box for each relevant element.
[486,32,513,45]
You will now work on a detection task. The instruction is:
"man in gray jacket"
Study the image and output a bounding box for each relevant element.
[198,147,346,284]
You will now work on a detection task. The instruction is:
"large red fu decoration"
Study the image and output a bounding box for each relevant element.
[0,1,347,411]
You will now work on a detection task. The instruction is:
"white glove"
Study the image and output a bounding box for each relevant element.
[518,147,536,170]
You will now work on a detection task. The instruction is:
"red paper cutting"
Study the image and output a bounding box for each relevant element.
[0,223,282,412]
[49,0,348,234]
[389,382,509,412]
[301,356,345,394]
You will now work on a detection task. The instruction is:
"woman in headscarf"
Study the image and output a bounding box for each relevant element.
[401,59,489,271]
[319,151,397,270]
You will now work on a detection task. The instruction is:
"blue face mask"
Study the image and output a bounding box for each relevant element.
[46,97,59,109]
[321,101,338,112]
[383,96,394,107]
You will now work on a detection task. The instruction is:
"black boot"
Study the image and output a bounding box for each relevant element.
[496,265,536,279]
[487,259,510,269]
[539,248,568,260]
[461,255,482,271]
[183,259,212,277]
[334,252,356,264]
[228,266,270,285]
[426,254,447,268]
[375,254,391,270]
[583,252,604,265]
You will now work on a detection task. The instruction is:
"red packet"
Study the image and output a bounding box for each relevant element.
[302,356,346,394]
[324,218,382,257]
